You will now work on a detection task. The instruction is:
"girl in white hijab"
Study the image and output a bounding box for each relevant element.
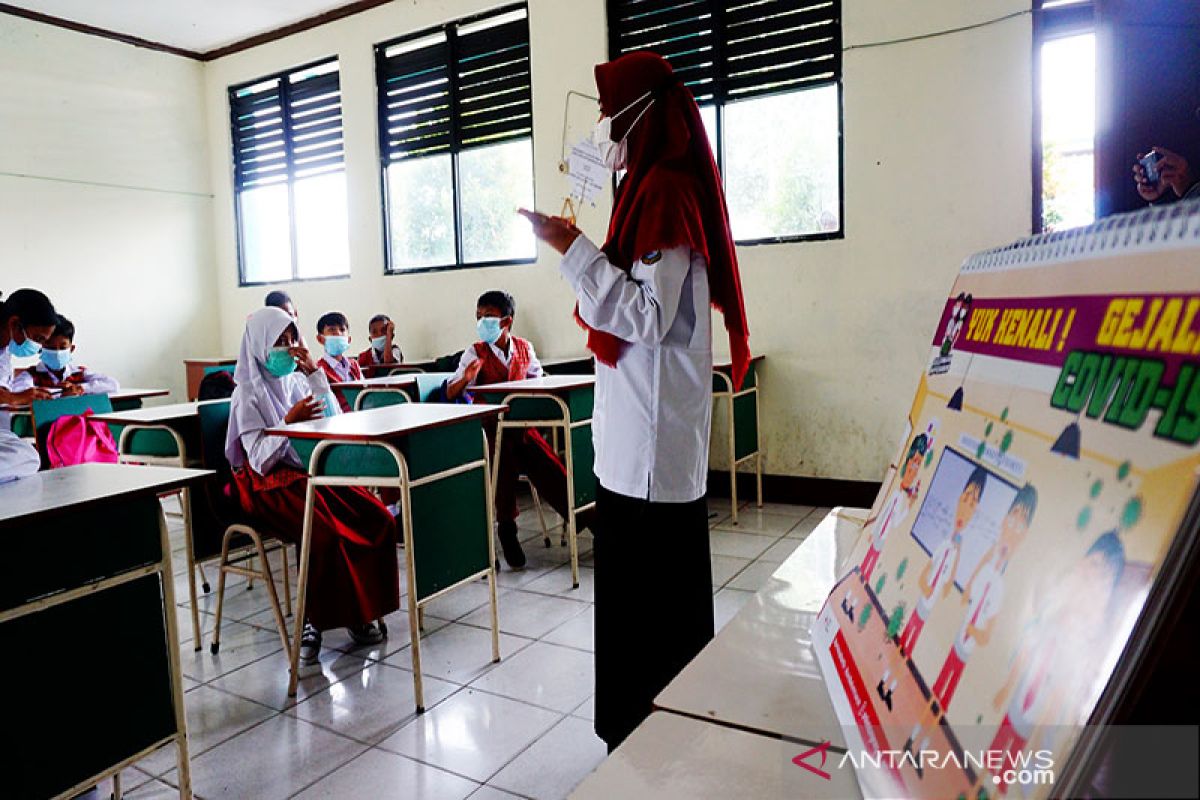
[226,307,399,662]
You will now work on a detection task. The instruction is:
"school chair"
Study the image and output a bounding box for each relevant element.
[380,365,424,376]
[355,388,411,411]
[414,372,456,402]
[196,401,293,657]
[31,393,114,469]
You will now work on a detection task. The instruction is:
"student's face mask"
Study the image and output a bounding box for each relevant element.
[371,335,388,353]
[323,335,349,358]
[40,348,71,371]
[477,316,504,345]
[264,347,297,378]
[594,91,654,172]
[6,322,41,358]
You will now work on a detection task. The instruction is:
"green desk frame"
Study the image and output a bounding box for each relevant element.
[0,464,204,799]
[712,357,764,525]
[279,410,501,711]
[479,378,596,589]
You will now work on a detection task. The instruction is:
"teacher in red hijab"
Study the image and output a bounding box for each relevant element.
[522,51,751,750]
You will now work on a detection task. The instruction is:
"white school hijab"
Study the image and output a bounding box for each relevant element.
[224,306,309,468]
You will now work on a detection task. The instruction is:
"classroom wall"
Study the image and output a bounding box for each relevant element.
[0,15,218,399]
[202,0,1034,483]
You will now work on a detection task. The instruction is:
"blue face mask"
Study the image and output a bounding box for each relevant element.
[371,335,388,353]
[6,324,41,358]
[323,335,350,358]
[264,347,297,378]
[477,316,504,345]
[40,348,71,371]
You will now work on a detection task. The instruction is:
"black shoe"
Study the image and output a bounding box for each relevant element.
[498,519,527,570]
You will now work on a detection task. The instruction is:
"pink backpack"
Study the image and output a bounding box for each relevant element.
[45,410,120,468]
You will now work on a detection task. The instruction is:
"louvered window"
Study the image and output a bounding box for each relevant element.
[376,4,535,273]
[608,0,844,242]
[229,58,350,284]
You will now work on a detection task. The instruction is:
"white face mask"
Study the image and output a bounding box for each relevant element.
[593,90,654,172]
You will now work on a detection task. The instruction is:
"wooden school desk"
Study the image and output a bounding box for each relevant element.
[183,358,236,400]
[331,373,420,410]
[360,357,440,377]
[541,355,594,375]
[712,355,764,525]
[267,403,506,710]
[91,400,231,649]
[653,507,868,750]
[474,375,596,589]
[0,463,211,800]
[569,711,861,800]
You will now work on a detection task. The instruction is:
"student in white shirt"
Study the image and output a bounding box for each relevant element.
[522,52,751,750]
[10,316,120,397]
[0,289,59,482]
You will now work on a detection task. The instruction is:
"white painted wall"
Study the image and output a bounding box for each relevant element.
[186,0,1031,483]
[0,14,218,399]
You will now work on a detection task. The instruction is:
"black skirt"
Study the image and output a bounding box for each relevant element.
[593,482,715,749]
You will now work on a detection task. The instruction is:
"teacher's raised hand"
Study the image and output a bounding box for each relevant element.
[518,208,581,255]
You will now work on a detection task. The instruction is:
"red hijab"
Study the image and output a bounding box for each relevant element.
[582,51,751,390]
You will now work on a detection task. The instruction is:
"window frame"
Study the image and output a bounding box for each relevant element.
[375,3,538,276]
[1032,0,1096,234]
[607,0,845,246]
[229,55,350,287]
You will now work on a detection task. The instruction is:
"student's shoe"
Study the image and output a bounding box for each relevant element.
[300,622,322,665]
[498,519,527,570]
[347,622,386,646]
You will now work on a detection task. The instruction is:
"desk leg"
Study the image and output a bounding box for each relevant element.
[483,430,500,664]
[180,487,202,651]
[562,420,580,590]
[400,480,424,713]
[753,387,763,508]
[287,481,318,698]
[158,512,193,799]
[727,393,739,525]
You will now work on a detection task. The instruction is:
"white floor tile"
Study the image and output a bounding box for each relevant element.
[138,685,277,775]
[460,590,589,640]
[542,606,594,652]
[211,646,371,711]
[521,563,594,602]
[725,560,779,593]
[712,508,804,537]
[291,661,460,744]
[377,689,560,782]
[489,715,607,800]
[383,623,531,686]
[757,537,801,564]
[294,748,480,800]
[786,509,832,539]
[468,787,525,800]
[713,588,755,632]
[160,715,367,800]
[420,580,502,622]
[124,778,184,799]
[180,620,284,683]
[710,555,751,587]
[469,641,594,713]
[707,529,777,560]
[570,695,595,721]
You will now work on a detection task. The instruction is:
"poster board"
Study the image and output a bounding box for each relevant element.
[812,202,1200,799]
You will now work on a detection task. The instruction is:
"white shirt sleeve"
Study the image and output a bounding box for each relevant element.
[0,429,39,483]
[525,341,543,378]
[238,394,301,475]
[451,347,479,386]
[81,368,120,395]
[559,236,691,346]
[8,370,32,392]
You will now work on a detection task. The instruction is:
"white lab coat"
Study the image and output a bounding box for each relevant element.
[560,236,712,503]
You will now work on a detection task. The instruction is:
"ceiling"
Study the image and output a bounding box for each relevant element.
[2,0,375,54]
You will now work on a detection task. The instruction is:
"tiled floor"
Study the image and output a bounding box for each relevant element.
[103,494,827,799]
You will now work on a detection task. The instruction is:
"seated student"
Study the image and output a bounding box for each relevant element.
[0,289,59,481]
[225,307,399,662]
[446,290,585,569]
[314,311,362,412]
[10,316,119,397]
[357,314,404,368]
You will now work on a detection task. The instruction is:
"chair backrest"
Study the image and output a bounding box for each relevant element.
[203,364,236,377]
[355,388,410,411]
[192,400,241,560]
[381,365,424,375]
[415,372,456,402]
[434,351,464,373]
[32,395,114,468]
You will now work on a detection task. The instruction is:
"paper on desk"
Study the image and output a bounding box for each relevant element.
[566,137,607,205]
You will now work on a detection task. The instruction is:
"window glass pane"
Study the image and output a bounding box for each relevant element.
[238,184,292,284]
[699,104,719,164]
[294,171,350,279]
[723,84,841,240]
[458,138,536,264]
[1041,33,1096,231]
[386,155,456,270]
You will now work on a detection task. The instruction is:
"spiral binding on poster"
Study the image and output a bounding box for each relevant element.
[962,200,1200,273]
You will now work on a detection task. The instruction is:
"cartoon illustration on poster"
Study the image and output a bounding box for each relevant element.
[813,204,1200,799]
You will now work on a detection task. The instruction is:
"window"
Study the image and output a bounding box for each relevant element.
[376,5,536,273]
[229,59,350,285]
[608,0,843,243]
[1035,1,1095,232]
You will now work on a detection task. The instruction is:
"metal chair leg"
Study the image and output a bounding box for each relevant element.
[528,480,552,547]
